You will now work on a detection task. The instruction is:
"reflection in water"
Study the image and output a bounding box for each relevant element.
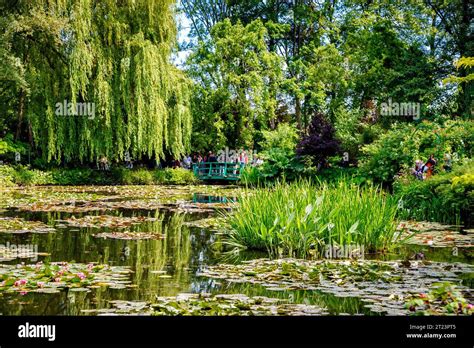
[0,190,472,316]
[192,193,237,204]
[0,208,219,315]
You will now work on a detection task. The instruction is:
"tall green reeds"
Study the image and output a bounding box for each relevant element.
[225,180,399,258]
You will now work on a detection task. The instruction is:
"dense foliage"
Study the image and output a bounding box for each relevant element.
[183,0,472,136]
[1,0,191,164]
[359,119,474,183]
[0,165,197,186]
[187,19,282,151]
[394,161,474,227]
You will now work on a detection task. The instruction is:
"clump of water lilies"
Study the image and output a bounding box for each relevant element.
[397,221,474,248]
[0,262,133,294]
[82,293,328,316]
[94,231,166,240]
[0,217,55,234]
[59,215,162,229]
[184,216,229,230]
[405,282,474,315]
[2,185,241,213]
[152,293,328,316]
[200,259,473,315]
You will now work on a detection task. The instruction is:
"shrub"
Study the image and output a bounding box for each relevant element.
[0,134,28,157]
[297,112,340,168]
[128,169,154,185]
[225,180,399,258]
[154,168,198,185]
[0,165,16,186]
[0,165,198,186]
[3,165,54,185]
[359,119,474,183]
[394,160,474,226]
[51,168,106,185]
[255,123,304,181]
[334,107,364,162]
[243,123,310,183]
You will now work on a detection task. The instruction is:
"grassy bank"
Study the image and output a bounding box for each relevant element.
[0,165,198,186]
[225,180,399,258]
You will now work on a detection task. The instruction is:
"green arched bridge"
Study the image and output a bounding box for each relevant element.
[193,162,245,181]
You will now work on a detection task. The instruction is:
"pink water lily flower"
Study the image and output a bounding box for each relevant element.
[14,279,28,287]
[54,277,61,282]
[37,282,45,288]
[77,272,86,280]
[20,291,28,295]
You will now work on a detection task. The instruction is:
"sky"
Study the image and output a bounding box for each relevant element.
[173,10,192,68]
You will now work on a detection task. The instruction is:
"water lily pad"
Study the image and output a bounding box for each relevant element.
[0,262,133,294]
[94,232,165,240]
[397,221,474,248]
[0,217,55,234]
[59,215,162,229]
[97,293,328,316]
[199,258,474,316]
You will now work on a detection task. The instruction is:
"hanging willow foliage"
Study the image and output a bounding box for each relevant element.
[12,0,191,163]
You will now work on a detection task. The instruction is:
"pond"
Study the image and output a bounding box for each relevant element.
[0,185,472,316]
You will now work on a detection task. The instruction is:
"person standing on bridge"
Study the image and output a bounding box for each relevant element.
[208,151,217,162]
[207,151,217,175]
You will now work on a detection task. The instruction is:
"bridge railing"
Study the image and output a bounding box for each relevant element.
[193,162,245,180]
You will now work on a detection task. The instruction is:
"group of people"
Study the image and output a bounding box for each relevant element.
[412,155,436,180]
[96,150,263,172]
[176,150,264,170]
[172,153,215,169]
[411,153,452,180]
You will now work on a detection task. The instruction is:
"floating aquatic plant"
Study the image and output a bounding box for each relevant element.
[0,217,55,234]
[200,258,474,315]
[59,214,162,229]
[0,262,133,294]
[397,221,473,248]
[82,293,328,316]
[94,232,166,240]
[405,281,474,315]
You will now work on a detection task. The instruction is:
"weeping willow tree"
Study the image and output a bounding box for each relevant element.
[2,0,191,163]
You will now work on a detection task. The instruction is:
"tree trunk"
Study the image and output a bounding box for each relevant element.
[295,95,302,130]
[15,89,25,140]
